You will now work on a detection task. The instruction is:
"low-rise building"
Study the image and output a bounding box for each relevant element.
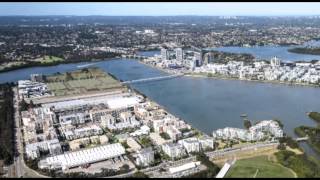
[130,125,150,137]
[150,132,167,146]
[178,137,201,154]
[100,112,140,131]
[212,120,283,141]
[18,80,52,99]
[68,138,91,151]
[169,161,201,174]
[198,136,215,150]
[25,139,62,159]
[166,126,182,141]
[62,124,103,141]
[133,147,155,167]
[38,143,125,170]
[162,143,186,159]
[126,137,142,152]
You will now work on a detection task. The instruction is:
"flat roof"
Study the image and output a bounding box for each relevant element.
[169,161,200,174]
[40,143,125,169]
[43,95,140,110]
[107,96,140,109]
[216,162,232,178]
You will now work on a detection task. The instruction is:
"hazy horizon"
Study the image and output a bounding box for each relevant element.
[0,2,320,16]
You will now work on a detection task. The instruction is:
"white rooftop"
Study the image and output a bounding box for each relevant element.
[39,143,125,170]
[106,96,140,109]
[43,95,140,110]
[216,162,232,178]
[169,161,201,174]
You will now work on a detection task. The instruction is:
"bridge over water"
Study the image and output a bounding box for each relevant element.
[122,73,184,84]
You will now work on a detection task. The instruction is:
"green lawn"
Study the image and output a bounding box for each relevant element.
[35,55,64,64]
[225,156,296,178]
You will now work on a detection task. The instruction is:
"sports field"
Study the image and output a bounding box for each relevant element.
[225,155,296,178]
[45,67,125,96]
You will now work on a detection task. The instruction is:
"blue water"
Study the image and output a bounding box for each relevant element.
[0,52,320,159]
[211,46,320,62]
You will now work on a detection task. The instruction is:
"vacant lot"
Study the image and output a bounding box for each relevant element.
[225,156,296,178]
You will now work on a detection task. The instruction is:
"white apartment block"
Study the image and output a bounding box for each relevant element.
[178,137,201,154]
[133,147,155,167]
[162,143,186,159]
[212,120,283,141]
[25,139,62,159]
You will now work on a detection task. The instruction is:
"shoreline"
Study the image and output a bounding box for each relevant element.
[184,73,320,88]
[288,48,320,56]
[130,57,320,88]
[0,56,121,74]
[114,63,207,136]
[134,59,320,88]
[129,59,175,75]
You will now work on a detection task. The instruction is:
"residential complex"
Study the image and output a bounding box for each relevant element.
[17,68,221,177]
[212,120,284,141]
[142,47,320,86]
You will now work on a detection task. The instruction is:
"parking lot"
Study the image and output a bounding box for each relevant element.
[65,155,135,174]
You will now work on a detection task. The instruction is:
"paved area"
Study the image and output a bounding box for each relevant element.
[66,156,135,174]
[10,87,49,178]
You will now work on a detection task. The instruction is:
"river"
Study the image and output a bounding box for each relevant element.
[0,48,320,159]
[208,40,320,61]
[212,46,320,62]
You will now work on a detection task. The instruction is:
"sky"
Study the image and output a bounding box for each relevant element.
[0,2,320,16]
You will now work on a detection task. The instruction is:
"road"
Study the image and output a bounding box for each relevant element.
[7,86,279,178]
[9,86,24,178]
[107,141,279,178]
[10,87,49,178]
[205,141,279,158]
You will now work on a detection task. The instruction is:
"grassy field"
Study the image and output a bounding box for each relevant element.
[45,68,125,96]
[34,55,64,64]
[225,156,296,178]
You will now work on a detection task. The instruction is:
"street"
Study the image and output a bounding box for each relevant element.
[9,87,48,178]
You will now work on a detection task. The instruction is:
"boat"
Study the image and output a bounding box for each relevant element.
[77,63,97,68]
[240,113,247,117]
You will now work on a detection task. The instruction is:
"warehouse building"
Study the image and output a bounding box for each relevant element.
[38,143,125,170]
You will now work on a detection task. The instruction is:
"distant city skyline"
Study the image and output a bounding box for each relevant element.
[0,2,320,16]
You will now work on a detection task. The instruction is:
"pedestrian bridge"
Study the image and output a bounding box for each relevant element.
[122,73,184,84]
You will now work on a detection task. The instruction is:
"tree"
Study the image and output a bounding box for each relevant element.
[274,119,284,128]
[243,119,252,129]
[195,152,220,177]
[160,132,171,140]
[277,143,286,150]
[29,100,35,109]
[140,136,152,147]
[65,72,73,81]
[279,137,299,149]
[130,171,149,178]
[120,164,130,172]
[19,98,28,111]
